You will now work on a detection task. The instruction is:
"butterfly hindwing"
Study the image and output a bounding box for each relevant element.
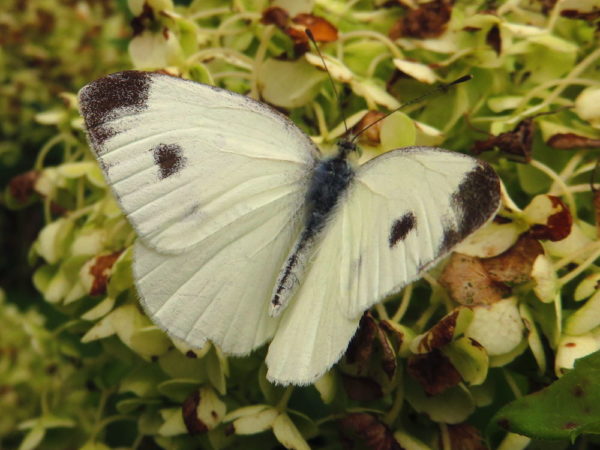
[133,193,302,354]
[79,71,319,354]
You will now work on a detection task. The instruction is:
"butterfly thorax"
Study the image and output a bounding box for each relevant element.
[269,142,356,316]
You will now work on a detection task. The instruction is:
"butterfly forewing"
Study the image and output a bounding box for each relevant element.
[78,71,319,254]
[339,147,501,318]
[79,71,319,355]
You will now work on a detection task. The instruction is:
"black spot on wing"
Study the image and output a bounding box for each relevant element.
[152,143,187,179]
[78,71,151,152]
[389,211,417,248]
[439,161,501,253]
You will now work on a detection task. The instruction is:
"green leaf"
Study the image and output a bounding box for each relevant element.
[442,336,489,386]
[272,413,310,450]
[230,406,278,435]
[259,58,326,109]
[379,112,416,150]
[18,420,45,450]
[404,376,475,424]
[490,350,600,440]
[158,408,188,437]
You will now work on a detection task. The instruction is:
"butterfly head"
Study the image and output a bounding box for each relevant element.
[337,138,360,159]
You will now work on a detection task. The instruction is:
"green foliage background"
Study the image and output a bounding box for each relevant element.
[1,0,600,449]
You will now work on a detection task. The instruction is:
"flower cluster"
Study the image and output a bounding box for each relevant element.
[3,0,600,448]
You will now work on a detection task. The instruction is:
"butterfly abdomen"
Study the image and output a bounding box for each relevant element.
[270,152,355,316]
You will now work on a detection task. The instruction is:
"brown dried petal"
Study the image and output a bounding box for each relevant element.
[407,349,462,395]
[561,9,600,21]
[291,13,338,42]
[342,375,383,401]
[130,3,154,37]
[440,253,508,306]
[446,423,487,450]
[182,390,207,435]
[346,312,378,368]
[486,25,501,55]
[89,251,122,296]
[261,6,290,28]
[389,0,452,40]
[375,325,397,379]
[338,413,401,450]
[353,111,386,144]
[529,196,573,241]
[8,170,41,204]
[416,310,459,353]
[379,320,405,350]
[547,133,600,149]
[481,234,544,284]
[472,118,534,162]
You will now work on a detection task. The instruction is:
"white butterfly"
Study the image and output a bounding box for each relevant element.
[78,71,501,385]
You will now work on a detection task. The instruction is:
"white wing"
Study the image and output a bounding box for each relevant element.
[338,147,501,318]
[133,195,300,354]
[79,71,319,354]
[265,147,500,384]
[78,71,319,254]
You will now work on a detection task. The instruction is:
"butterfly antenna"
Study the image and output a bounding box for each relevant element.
[350,74,473,144]
[305,29,349,136]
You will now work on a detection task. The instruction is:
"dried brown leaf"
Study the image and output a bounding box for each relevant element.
[407,349,462,395]
[561,9,600,21]
[291,13,338,42]
[342,375,383,401]
[262,7,338,54]
[481,234,544,284]
[338,413,401,450]
[346,312,378,369]
[472,118,534,162]
[547,133,600,149]
[261,6,289,28]
[182,390,207,435]
[346,313,397,379]
[130,3,154,37]
[440,253,508,305]
[389,0,452,39]
[89,251,122,296]
[379,320,405,350]
[375,325,397,379]
[415,310,464,353]
[446,423,487,450]
[8,170,41,204]
[486,25,501,55]
[529,196,573,241]
[353,111,386,144]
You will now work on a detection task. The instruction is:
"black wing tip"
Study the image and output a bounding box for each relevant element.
[439,160,501,253]
[78,71,153,150]
[78,71,151,110]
